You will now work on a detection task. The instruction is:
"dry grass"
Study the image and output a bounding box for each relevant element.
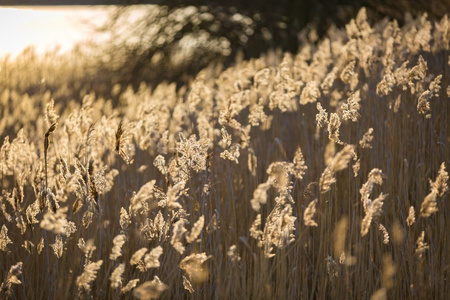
[0,8,449,300]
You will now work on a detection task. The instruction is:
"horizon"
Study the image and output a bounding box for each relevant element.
[0,5,150,58]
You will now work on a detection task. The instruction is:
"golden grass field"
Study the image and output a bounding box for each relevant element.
[0,8,449,299]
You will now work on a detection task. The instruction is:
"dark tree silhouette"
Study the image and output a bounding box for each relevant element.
[86,0,450,94]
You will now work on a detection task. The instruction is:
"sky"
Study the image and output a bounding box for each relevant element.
[0,6,113,58]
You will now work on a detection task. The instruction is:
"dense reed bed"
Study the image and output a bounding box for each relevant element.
[0,8,449,299]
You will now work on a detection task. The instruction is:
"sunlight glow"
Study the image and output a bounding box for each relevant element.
[0,6,112,58]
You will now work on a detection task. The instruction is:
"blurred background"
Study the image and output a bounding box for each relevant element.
[1,0,450,98]
[0,6,112,58]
